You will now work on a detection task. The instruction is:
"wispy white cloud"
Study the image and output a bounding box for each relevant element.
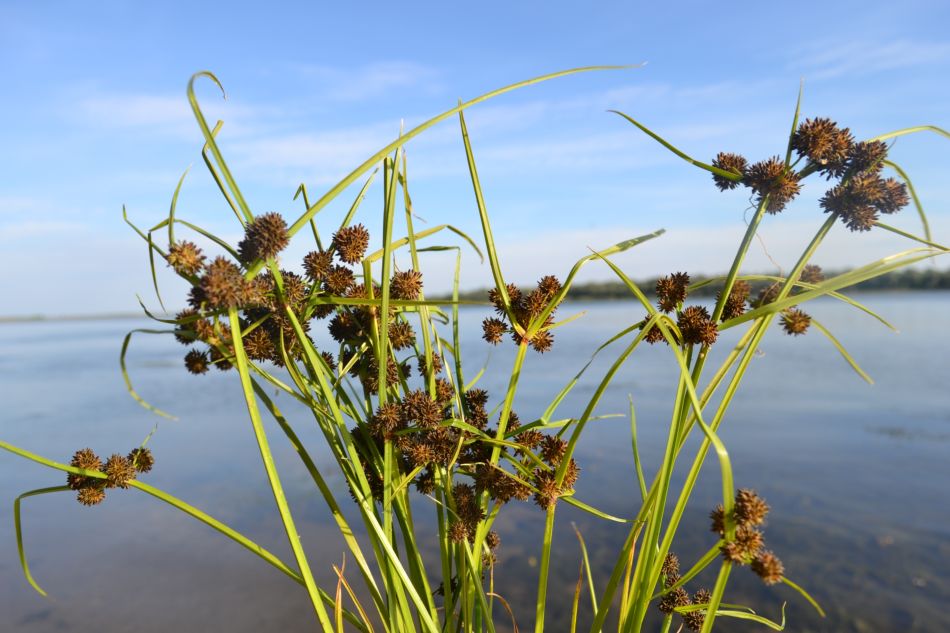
[791,39,950,80]
[294,61,441,101]
[0,220,86,240]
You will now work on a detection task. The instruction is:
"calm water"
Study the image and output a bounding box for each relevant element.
[1,293,948,632]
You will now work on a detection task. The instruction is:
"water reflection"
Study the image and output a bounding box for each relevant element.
[1,294,948,631]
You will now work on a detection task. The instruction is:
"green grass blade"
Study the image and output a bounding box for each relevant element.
[14,486,71,596]
[875,221,949,251]
[867,124,950,143]
[571,523,599,617]
[883,159,931,242]
[629,396,647,502]
[610,110,742,182]
[781,576,826,617]
[120,329,178,419]
[810,317,874,384]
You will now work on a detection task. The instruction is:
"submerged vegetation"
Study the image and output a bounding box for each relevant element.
[2,66,948,632]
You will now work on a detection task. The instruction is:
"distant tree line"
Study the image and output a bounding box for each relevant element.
[449,267,950,303]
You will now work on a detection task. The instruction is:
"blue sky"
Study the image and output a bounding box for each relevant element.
[2,1,949,316]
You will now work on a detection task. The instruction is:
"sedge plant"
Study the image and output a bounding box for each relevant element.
[2,67,948,633]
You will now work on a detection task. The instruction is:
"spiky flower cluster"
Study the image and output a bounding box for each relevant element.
[482,275,563,353]
[657,552,712,632]
[642,272,719,347]
[67,447,154,506]
[709,489,784,585]
[709,117,909,226]
[238,212,290,263]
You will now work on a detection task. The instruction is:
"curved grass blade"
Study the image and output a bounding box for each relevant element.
[876,221,949,252]
[572,522,599,616]
[883,160,931,242]
[781,576,825,617]
[0,441,305,588]
[810,317,873,384]
[676,602,786,631]
[610,110,741,182]
[14,486,72,596]
[867,124,950,143]
[629,396,647,502]
[120,329,178,419]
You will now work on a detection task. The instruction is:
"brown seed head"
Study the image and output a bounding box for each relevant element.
[877,178,909,214]
[323,265,355,295]
[77,485,106,506]
[720,526,764,564]
[388,321,416,350]
[848,140,888,174]
[734,489,769,527]
[781,308,811,336]
[104,454,136,489]
[68,448,102,490]
[331,224,370,264]
[656,272,690,313]
[391,270,423,300]
[166,241,206,276]
[683,589,712,632]
[751,550,785,585]
[402,390,444,428]
[173,309,199,345]
[661,552,681,584]
[201,256,246,309]
[539,435,568,466]
[678,305,718,346]
[744,157,801,213]
[792,118,853,177]
[238,212,289,263]
[489,284,521,315]
[658,587,690,615]
[127,447,154,474]
[303,249,334,282]
[530,329,554,353]
[642,317,668,345]
[710,504,726,536]
[801,264,825,284]
[184,349,210,375]
[536,275,562,301]
[711,152,748,191]
[718,280,750,321]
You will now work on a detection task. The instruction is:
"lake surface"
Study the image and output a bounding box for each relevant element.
[1,293,948,632]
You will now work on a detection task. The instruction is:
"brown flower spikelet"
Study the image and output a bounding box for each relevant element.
[720,526,764,564]
[323,265,355,295]
[710,504,726,535]
[391,270,423,300]
[801,264,824,284]
[711,152,747,191]
[104,454,136,489]
[656,272,690,313]
[781,308,811,336]
[848,140,888,174]
[166,241,206,276]
[661,552,680,584]
[77,485,106,506]
[388,321,416,350]
[678,305,718,346]
[751,550,785,585]
[68,448,102,490]
[743,157,801,213]
[718,280,750,321]
[683,589,712,632]
[331,224,370,264]
[201,256,246,308]
[642,317,668,345]
[658,587,690,615]
[238,212,289,263]
[792,118,853,177]
[128,447,155,473]
[734,489,769,527]
[184,349,210,375]
[302,250,334,281]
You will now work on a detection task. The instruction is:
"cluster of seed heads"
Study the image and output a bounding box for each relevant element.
[482,275,563,353]
[657,553,712,632]
[709,489,784,585]
[67,447,154,506]
[711,117,909,231]
[642,272,718,346]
